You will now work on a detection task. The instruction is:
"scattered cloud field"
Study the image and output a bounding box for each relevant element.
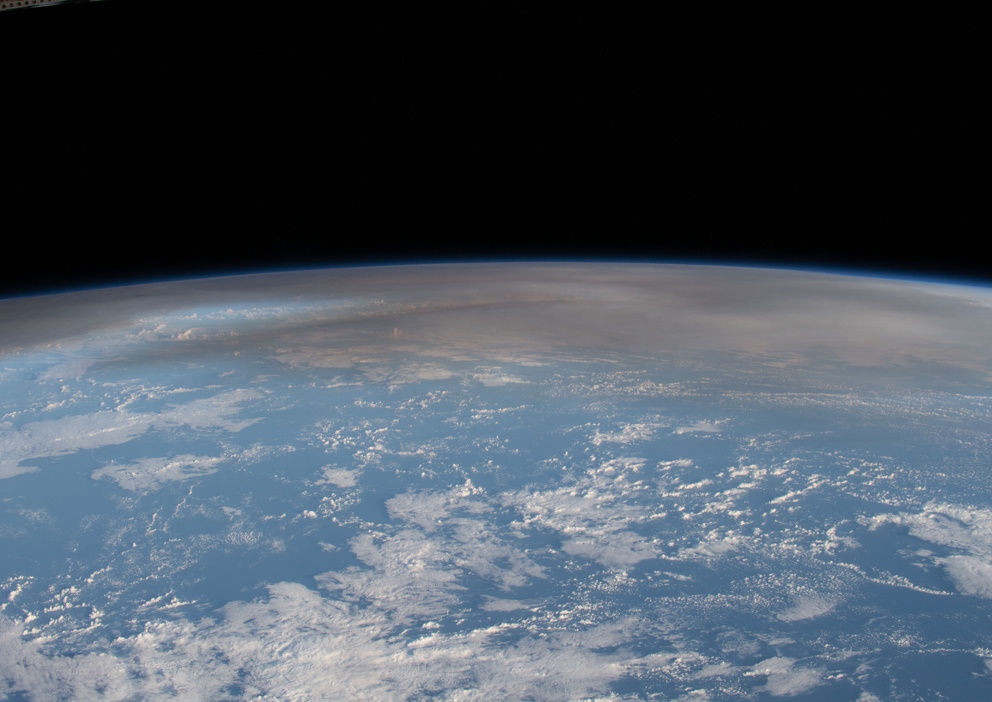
[3,268,992,700]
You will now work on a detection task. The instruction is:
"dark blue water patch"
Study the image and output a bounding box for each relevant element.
[852,596,992,653]
[173,546,314,607]
[608,675,663,700]
[0,457,118,552]
[914,609,992,649]
[853,521,977,594]
[158,510,226,540]
[413,685,459,700]
[882,650,992,700]
[0,528,69,582]
[209,451,323,506]
[611,662,862,701]
[457,564,560,611]
[249,445,328,484]
[224,675,249,700]
[761,678,861,702]
[155,553,270,612]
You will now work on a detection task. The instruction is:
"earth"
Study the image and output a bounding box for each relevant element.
[3,263,992,701]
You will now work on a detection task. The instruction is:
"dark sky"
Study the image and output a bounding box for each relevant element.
[0,2,981,297]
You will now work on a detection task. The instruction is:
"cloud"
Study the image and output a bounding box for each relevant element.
[481,597,538,612]
[504,466,659,569]
[385,480,487,533]
[0,410,149,480]
[674,420,724,435]
[318,466,361,488]
[562,529,659,568]
[682,532,742,560]
[591,422,662,446]
[0,389,261,480]
[0,462,37,480]
[379,483,545,591]
[469,370,529,386]
[938,556,992,599]
[7,265,992,388]
[154,388,263,432]
[34,356,97,382]
[91,454,225,493]
[0,577,648,701]
[363,363,458,385]
[0,617,137,701]
[748,657,823,696]
[776,595,837,622]
[868,502,992,599]
[318,529,467,622]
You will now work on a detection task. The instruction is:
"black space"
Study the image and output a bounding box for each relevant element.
[0,2,982,296]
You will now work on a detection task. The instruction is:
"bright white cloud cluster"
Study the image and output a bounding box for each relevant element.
[0,585,645,702]
[91,454,225,492]
[0,389,261,480]
[747,657,823,696]
[591,422,662,446]
[868,503,992,599]
[503,456,659,569]
[776,595,838,622]
[0,473,671,701]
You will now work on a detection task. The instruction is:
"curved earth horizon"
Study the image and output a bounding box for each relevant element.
[2,263,992,700]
